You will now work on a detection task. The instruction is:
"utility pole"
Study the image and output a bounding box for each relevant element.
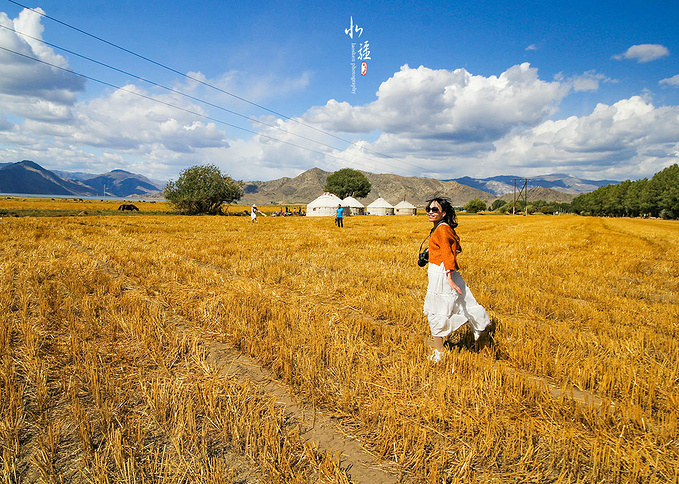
[511,178,530,215]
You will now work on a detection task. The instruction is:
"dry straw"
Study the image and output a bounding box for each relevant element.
[1,208,677,482]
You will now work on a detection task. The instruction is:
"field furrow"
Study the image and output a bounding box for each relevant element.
[1,212,677,483]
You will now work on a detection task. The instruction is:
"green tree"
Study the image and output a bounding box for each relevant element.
[572,164,678,219]
[464,197,487,213]
[490,199,507,211]
[324,168,372,199]
[507,199,528,214]
[654,164,679,218]
[531,200,549,213]
[164,164,243,215]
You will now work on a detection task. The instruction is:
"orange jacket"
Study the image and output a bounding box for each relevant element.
[428,223,461,271]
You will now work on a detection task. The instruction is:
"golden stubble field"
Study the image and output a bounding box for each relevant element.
[1,201,678,483]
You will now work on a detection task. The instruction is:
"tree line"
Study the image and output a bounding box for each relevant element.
[463,197,573,215]
[163,164,678,220]
[570,164,678,219]
[462,164,678,219]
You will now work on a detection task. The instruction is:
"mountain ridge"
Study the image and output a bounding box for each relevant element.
[0,160,98,196]
[1,160,614,204]
[450,174,617,196]
[0,161,163,198]
[240,168,580,206]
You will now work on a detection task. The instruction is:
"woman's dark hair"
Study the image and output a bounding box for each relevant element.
[425,197,458,229]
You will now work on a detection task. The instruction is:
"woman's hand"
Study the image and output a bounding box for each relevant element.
[447,271,463,295]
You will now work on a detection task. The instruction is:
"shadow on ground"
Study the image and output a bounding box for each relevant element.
[444,317,508,360]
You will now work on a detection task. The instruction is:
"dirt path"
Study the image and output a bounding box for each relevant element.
[205,342,402,483]
[67,237,403,483]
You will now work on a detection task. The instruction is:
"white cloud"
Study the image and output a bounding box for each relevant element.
[251,92,679,181]
[0,8,310,179]
[220,63,573,179]
[570,70,614,92]
[613,44,670,63]
[72,85,228,152]
[0,9,84,106]
[183,69,311,108]
[525,44,538,51]
[489,96,679,179]
[659,74,679,87]
[0,81,231,180]
[306,63,568,143]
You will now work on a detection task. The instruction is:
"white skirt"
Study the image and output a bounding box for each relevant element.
[423,262,490,340]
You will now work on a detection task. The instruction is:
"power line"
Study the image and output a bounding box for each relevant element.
[0,45,342,163]
[1,43,426,176]
[0,23,383,166]
[5,0,430,176]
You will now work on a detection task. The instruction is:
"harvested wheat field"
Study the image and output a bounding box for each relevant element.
[1,206,678,483]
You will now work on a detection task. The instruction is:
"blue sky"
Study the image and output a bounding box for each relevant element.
[0,0,677,183]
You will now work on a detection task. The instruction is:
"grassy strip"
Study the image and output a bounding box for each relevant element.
[0,208,173,217]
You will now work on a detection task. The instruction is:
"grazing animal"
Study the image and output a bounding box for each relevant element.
[118,204,139,211]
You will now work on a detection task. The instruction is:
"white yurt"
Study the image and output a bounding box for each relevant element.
[394,200,417,215]
[306,192,344,217]
[366,197,394,216]
[342,196,365,215]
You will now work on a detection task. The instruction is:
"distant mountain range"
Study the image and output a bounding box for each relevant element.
[0,160,164,198]
[241,167,494,206]
[0,160,617,205]
[241,168,602,206]
[450,174,617,196]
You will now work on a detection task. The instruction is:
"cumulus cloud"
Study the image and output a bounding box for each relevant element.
[489,96,679,178]
[67,85,228,153]
[256,92,678,181]
[0,80,230,180]
[221,62,576,179]
[306,63,568,143]
[570,70,615,92]
[659,74,679,87]
[613,44,670,63]
[0,9,84,106]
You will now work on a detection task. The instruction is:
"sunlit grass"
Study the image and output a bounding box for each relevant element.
[0,196,170,212]
[1,210,677,482]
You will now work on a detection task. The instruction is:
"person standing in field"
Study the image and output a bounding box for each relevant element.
[251,204,261,222]
[335,204,344,227]
[422,197,491,363]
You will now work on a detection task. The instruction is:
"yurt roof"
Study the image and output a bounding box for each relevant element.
[342,196,365,208]
[307,192,343,208]
[395,200,416,209]
[367,197,394,208]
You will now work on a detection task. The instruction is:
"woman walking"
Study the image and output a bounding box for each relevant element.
[422,197,491,363]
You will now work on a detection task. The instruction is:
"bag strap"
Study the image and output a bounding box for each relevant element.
[420,220,447,251]
[419,233,430,252]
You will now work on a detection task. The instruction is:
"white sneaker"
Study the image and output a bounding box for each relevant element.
[428,349,444,364]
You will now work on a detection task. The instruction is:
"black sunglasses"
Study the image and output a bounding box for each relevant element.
[425,206,440,213]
